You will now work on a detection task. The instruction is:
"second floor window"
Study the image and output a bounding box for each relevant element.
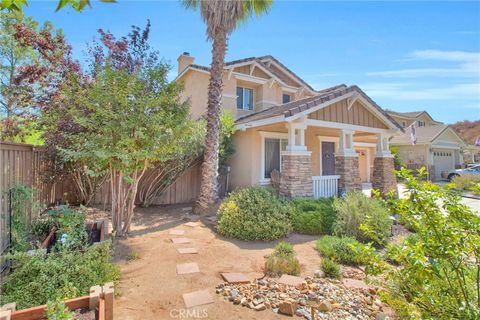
[237,87,253,110]
[282,94,291,104]
[418,121,425,127]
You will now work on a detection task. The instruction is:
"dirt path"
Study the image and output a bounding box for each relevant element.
[113,205,319,320]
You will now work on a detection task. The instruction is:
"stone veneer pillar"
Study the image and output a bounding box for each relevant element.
[372,157,397,196]
[335,155,362,195]
[279,151,313,198]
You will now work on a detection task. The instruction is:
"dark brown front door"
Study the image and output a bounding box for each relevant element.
[322,141,335,175]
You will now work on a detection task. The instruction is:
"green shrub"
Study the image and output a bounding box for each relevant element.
[217,187,293,241]
[47,206,88,251]
[380,168,480,319]
[10,185,42,252]
[333,192,392,246]
[265,241,300,276]
[320,258,341,279]
[451,174,480,191]
[470,183,480,195]
[0,241,120,309]
[316,235,366,266]
[291,198,336,235]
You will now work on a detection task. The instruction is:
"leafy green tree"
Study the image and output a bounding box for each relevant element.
[182,0,272,214]
[1,0,114,12]
[61,59,194,236]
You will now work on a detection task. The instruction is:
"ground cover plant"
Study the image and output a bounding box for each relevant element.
[291,197,336,235]
[217,186,293,241]
[0,241,120,309]
[265,241,300,276]
[316,235,372,266]
[320,258,341,279]
[333,191,392,246]
[380,168,480,319]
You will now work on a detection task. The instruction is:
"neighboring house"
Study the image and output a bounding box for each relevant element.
[177,53,403,198]
[387,110,466,180]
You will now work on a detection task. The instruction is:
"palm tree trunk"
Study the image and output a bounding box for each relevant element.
[194,29,227,214]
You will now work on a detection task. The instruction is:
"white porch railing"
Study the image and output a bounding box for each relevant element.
[312,175,340,198]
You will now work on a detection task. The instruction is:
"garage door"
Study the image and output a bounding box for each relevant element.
[433,149,455,180]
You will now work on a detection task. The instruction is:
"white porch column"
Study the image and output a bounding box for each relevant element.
[376,133,393,158]
[286,119,307,152]
[280,117,312,198]
[337,129,357,156]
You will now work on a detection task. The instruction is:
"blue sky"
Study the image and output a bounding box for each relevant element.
[25,0,480,123]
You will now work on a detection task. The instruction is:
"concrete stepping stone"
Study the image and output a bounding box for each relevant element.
[205,216,217,222]
[278,274,304,287]
[171,238,191,244]
[176,262,200,275]
[169,229,185,235]
[177,248,198,254]
[220,272,250,284]
[182,290,214,308]
[185,222,200,228]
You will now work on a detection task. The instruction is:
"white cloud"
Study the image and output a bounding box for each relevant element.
[367,49,480,78]
[361,82,480,102]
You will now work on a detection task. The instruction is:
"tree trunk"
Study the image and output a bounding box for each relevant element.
[194,29,228,215]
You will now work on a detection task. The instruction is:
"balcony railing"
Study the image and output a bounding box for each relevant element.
[312,175,340,198]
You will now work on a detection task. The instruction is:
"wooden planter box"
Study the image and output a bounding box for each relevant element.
[39,219,108,251]
[0,283,114,320]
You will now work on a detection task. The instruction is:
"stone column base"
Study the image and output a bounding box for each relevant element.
[372,157,397,196]
[335,155,362,194]
[280,152,313,198]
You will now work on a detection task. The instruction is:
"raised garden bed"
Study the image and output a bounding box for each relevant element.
[0,283,114,320]
[39,219,108,252]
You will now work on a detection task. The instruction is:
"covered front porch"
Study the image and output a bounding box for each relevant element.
[230,85,402,198]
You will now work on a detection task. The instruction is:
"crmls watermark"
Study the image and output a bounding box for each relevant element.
[169,308,208,319]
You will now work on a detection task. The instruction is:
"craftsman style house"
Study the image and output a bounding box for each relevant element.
[176,53,403,197]
[387,110,466,180]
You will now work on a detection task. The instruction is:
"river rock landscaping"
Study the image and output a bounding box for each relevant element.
[215,276,389,320]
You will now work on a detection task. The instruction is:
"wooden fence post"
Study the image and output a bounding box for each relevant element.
[102,282,114,320]
[0,310,11,320]
[89,285,102,310]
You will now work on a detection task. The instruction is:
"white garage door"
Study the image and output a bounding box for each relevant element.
[433,149,455,180]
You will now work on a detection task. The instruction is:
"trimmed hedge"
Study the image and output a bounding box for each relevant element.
[217,187,293,241]
[291,198,336,235]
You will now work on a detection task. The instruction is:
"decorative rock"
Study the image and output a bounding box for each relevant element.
[317,301,333,312]
[375,312,386,320]
[278,301,297,316]
[254,303,266,311]
[233,297,242,305]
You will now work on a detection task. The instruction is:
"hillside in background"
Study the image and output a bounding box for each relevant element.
[451,120,480,145]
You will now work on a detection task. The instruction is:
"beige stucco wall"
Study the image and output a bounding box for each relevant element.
[228,123,379,190]
[395,145,430,166]
[178,66,311,120]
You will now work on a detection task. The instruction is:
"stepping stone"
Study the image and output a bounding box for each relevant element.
[182,290,214,308]
[342,278,369,290]
[185,222,200,228]
[220,272,250,284]
[182,207,193,212]
[278,274,304,287]
[171,238,191,244]
[169,229,185,235]
[177,248,198,254]
[176,262,200,275]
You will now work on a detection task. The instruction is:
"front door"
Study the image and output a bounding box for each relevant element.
[321,141,335,175]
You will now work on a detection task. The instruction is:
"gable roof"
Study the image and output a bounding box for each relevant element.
[178,55,315,92]
[390,124,465,145]
[386,110,440,123]
[236,84,403,131]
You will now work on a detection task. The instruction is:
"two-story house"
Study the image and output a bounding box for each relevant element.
[387,110,466,180]
[177,53,403,197]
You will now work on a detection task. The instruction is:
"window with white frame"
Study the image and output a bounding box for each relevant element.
[236,87,254,110]
[417,120,425,127]
[263,137,288,179]
[282,94,291,104]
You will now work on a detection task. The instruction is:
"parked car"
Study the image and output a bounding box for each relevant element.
[442,164,480,181]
